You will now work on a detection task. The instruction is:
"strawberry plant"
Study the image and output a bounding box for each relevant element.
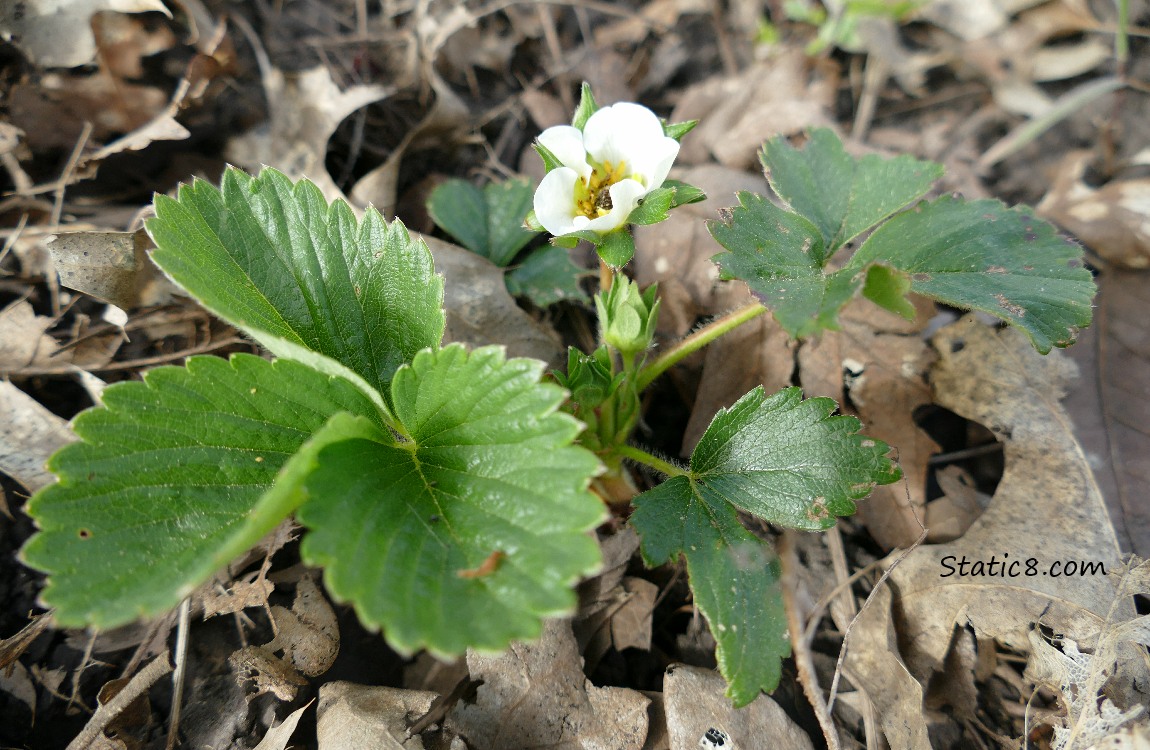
[22,85,1094,707]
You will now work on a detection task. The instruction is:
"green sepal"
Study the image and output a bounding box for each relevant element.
[534,141,565,173]
[663,119,699,142]
[571,82,600,130]
[596,230,636,268]
[524,209,545,232]
[628,187,676,226]
[664,179,707,207]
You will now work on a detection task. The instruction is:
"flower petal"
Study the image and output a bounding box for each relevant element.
[534,167,583,236]
[583,103,663,167]
[538,126,592,182]
[630,137,679,193]
[582,179,647,234]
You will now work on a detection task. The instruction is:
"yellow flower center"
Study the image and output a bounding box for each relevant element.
[576,160,630,219]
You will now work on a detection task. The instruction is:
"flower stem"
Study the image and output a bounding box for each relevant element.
[616,444,689,478]
[636,301,767,390]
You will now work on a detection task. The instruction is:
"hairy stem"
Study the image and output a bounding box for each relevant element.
[616,444,689,478]
[637,302,766,390]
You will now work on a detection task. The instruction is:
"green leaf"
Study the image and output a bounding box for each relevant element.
[505,246,590,306]
[633,478,786,706]
[848,196,1096,353]
[571,82,600,130]
[861,263,915,319]
[20,355,385,628]
[298,344,606,656]
[597,230,636,267]
[147,167,445,399]
[630,386,899,704]
[709,191,862,337]
[628,187,676,226]
[761,128,943,251]
[427,179,540,267]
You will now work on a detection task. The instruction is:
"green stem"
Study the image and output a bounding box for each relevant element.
[616,444,689,478]
[637,302,766,390]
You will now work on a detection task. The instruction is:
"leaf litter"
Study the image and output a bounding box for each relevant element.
[1,0,1147,746]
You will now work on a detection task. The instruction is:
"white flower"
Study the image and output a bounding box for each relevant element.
[533,103,680,237]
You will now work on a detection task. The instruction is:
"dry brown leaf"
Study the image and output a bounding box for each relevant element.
[924,465,991,543]
[227,65,394,205]
[841,583,931,750]
[1063,268,1150,557]
[348,77,469,217]
[797,300,938,550]
[48,230,174,309]
[200,570,275,620]
[267,576,339,678]
[254,701,312,750]
[663,664,814,750]
[0,301,57,373]
[0,380,77,492]
[671,47,834,169]
[423,236,563,366]
[90,10,176,79]
[884,317,1149,708]
[229,645,308,702]
[0,0,170,68]
[1038,151,1150,269]
[319,683,444,749]
[610,577,659,653]
[448,619,649,750]
[9,72,169,151]
[317,682,443,750]
[0,614,52,672]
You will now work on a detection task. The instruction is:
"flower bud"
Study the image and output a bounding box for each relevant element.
[595,278,660,358]
[555,346,618,409]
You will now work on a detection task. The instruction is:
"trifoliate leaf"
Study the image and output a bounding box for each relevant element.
[147,167,444,400]
[20,355,384,628]
[297,344,605,656]
[505,246,590,306]
[709,191,861,337]
[761,128,942,251]
[630,385,899,704]
[427,179,540,268]
[848,197,1095,353]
